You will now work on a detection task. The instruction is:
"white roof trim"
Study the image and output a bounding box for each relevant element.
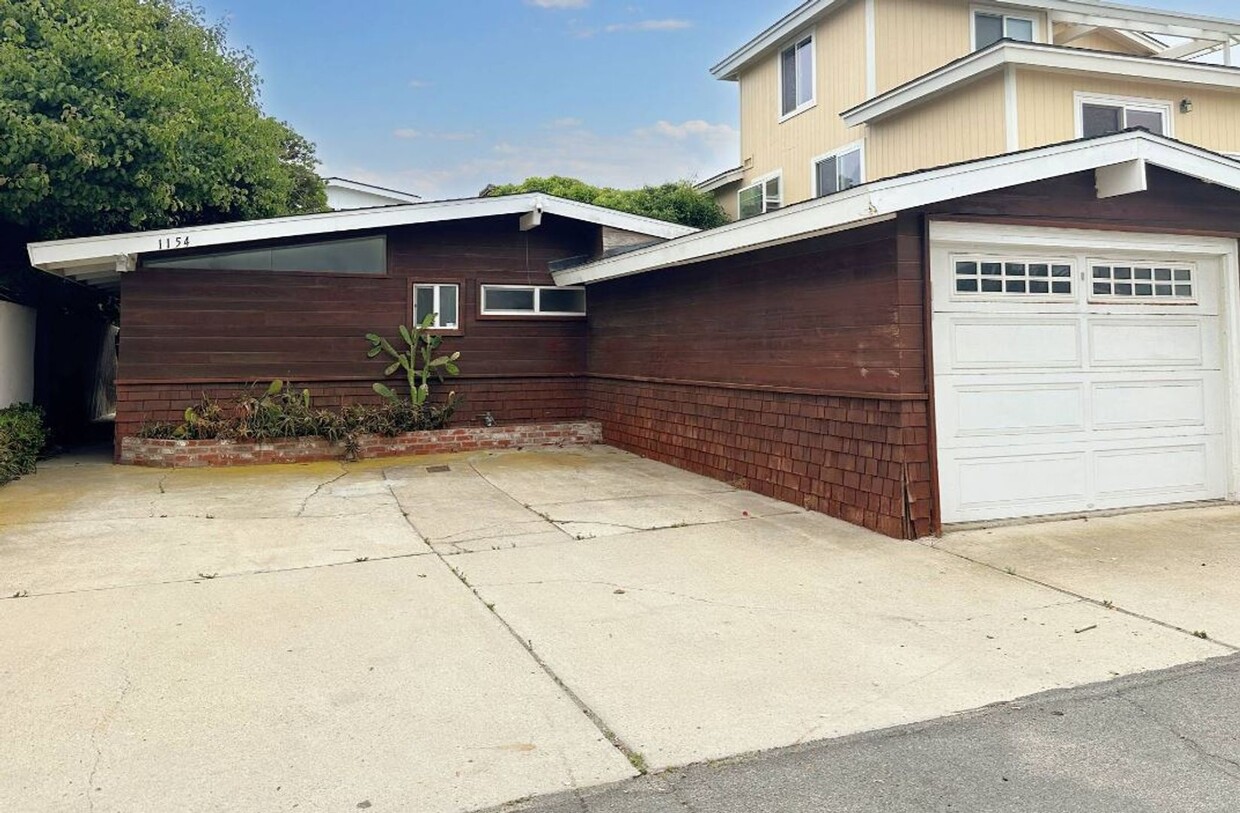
[552,132,1240,287]
[841,40,1240,127]
[27,194,697,280]
[694,166,746,193]
[711,0,1240,80]
[323,177,422,203]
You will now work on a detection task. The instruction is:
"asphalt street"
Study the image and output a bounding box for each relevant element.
[486,653,1240,813]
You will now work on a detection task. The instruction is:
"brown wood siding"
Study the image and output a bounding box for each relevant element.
[586,220,925,396]
[922,167,1240,235]
[118,215,597,384]
[584,218,935,539]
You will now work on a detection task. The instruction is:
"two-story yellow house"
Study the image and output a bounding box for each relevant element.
[700,0,1240,219]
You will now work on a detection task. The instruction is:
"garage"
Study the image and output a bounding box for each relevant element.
[931,222,1238,524]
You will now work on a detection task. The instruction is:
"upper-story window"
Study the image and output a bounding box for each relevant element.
[779,34,815,118]
[973,9,1036,50]
[813,144,864,198]
[1077,94,1170,138]
[738,173,782,220]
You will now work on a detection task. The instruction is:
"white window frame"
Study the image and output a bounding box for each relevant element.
[810,141,866,199]
[949,253,1078,302]
[479,284,586,317]
[970,5,1041,50]
[1074,92,1175,139]
[412,283,459,329]
[737,171,783,220]
[1086,258,1199,304]
[777,30,816,122]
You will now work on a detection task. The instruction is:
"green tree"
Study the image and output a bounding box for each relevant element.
[0,0,327,241]
[483,176,728,230]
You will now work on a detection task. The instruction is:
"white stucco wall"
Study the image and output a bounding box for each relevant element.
[0,301,37,408]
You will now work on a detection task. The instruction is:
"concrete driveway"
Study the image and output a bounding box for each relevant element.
[1,447,1233,811]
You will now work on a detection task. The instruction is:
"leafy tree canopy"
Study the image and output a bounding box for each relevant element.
[483,176,728,231]
[0,0,327,240]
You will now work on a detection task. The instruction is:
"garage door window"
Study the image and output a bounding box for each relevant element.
[954,258,1073,296]
[1090,264,1194,301]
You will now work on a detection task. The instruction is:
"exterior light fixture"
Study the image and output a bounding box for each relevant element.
[1180,98,1194,114]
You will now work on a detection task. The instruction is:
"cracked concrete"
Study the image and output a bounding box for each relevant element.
[487,654,1240,813]
[3,445,1237,811]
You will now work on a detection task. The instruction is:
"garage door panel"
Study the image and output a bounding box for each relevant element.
[1088,319,1213,369]
[948,318,1082,370]
[944,451,1089,520]
[1092,443,1214,506]
[950,383,1086,439]
[1091,379,1212,433]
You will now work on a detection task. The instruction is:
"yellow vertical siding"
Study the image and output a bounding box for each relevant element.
[867,72,1008,179]
[1016,69,1240,154]
[875,0,972,92]
[737,0,869,207]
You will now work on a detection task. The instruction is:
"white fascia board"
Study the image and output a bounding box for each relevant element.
[711,0,842,80]
[841,41,1240,127]
[27,194,696,275]
[323,177,422,203]
[552,132,1240,287]
[695,167,746,192]
[712,0,1240,82]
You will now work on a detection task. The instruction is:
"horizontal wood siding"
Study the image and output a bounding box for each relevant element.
[587,220,923,395]
[923,166,1240,234]
[120,215,594,382]
[585,217,936,538]
[115,215,600,451]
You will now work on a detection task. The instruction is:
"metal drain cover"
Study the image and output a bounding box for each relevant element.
[426,465,451,473]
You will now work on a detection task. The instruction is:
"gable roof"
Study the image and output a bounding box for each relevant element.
[26,194,698,288]
[552,131,1240,286]
[711,0,1240,80]
[841,39,1240,127]
[324,177,422,206]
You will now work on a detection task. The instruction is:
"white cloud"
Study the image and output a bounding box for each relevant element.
[345,119,739,200]
[408,79,432,89]
[525,0,589,7]
[638,120,735,140]
[603,19,692,32]
[392,128,422,139]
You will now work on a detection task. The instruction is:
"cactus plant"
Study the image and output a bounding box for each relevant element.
[366,313,460,407]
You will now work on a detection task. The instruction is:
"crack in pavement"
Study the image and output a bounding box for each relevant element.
[86,653,135,813]
[295,464,350,518]
[1118,690,1240,779]
[385,464,646,778]
[925,545,1240,653]
[0,550,434,602]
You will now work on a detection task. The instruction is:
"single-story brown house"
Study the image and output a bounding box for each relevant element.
[28,131,1240,539]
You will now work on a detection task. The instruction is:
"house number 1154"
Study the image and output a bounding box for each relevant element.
[155,235,191,250]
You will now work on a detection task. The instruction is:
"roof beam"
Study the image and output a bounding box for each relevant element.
[1095,158,1148,199]
[1056,24,1099,45]
[1156,38,1226,60]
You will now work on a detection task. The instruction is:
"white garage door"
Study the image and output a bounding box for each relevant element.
[931,223,1235,524]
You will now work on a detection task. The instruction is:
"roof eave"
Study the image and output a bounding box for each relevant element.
[552,132,1240,287]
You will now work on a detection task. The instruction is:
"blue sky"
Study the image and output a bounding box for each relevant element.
[197,0,1240,199]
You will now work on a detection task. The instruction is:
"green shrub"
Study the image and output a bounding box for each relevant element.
[136,381,458,456]
[0,403,48,485]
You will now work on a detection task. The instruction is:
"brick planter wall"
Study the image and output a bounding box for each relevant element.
[587,377,933,539]
[114,376,587,459]
[120,420,602,468]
